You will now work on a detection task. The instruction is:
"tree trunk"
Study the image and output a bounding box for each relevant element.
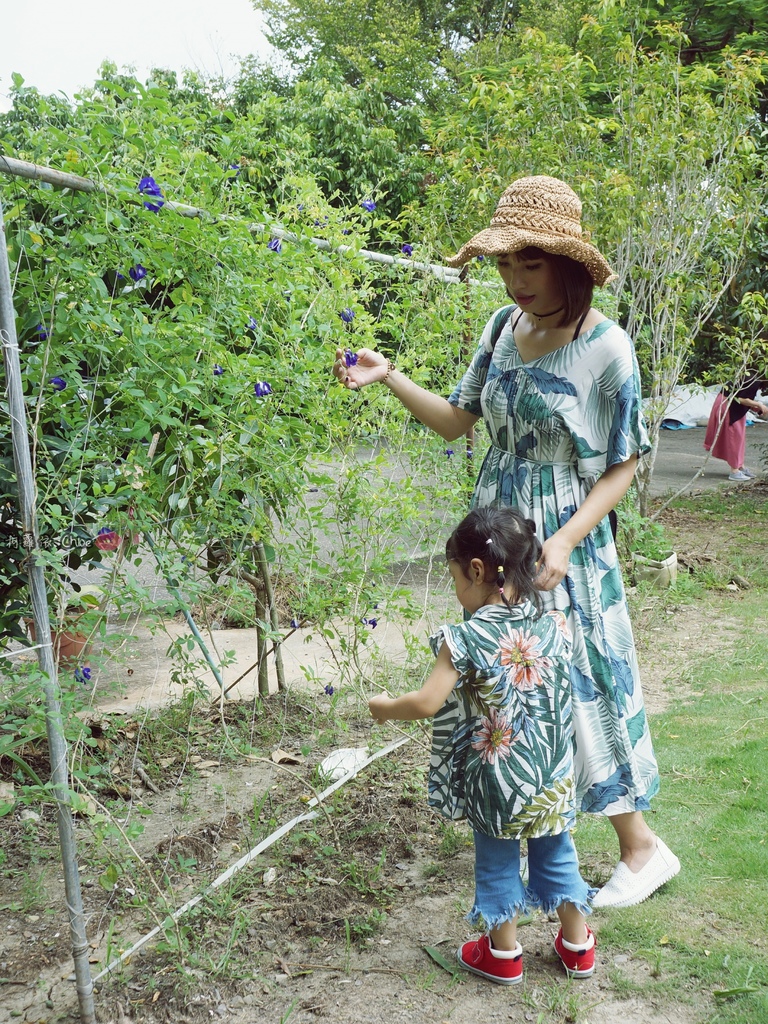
[635,431,660,518]
[254,584,270,697]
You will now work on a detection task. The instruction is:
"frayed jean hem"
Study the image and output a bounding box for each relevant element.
[525,885,598,918]
[465,901,528,931]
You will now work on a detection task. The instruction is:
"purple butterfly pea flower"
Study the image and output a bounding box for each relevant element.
[35,324,48,340]
[213,364,224,376]
[290,618,300,629]
[401,243,413,257]
[361,199,376,212]
[74,666,92,683]
[267,237,282,253]
[245,316,259,332]
[445,448,454,457]
[324,684,335,696]
[368,618,378,629]
[340,308,355,324]
[129,264,147,282]
[254,381,273,398]
[138,175,164,212]
[50,376,66,391]
[344,349,358,368]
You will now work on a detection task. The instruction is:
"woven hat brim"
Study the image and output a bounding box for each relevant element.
[445,227,615,287]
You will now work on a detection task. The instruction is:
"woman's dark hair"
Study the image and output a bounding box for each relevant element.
[509,246,593,327]
[445,506,543,613]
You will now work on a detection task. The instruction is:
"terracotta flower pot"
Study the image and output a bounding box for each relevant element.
[25,619,91,666]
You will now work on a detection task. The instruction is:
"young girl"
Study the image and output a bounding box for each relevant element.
[369,506,596,985]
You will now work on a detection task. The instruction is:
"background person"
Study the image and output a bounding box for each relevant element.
[335,175,680,909]
[369,507,596,984]
[703,376,768,481]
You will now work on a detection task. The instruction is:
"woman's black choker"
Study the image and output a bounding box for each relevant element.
[533,306,564,323]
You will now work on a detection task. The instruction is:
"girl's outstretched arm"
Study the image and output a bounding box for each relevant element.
[369,643,459,723]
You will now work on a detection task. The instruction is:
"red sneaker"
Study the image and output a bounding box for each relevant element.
[457,934,523,985]
[553,927,596,978]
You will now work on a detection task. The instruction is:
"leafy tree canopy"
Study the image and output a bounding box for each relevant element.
[251,0,515,102]
[643,0,768,61]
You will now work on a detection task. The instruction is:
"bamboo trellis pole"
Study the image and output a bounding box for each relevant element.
[0,153,497,287]
[0,195,96,1024]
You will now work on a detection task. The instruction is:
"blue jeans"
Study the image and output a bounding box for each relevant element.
[468,830,595,931]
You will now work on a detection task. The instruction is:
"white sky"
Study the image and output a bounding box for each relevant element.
[0,0,275,112]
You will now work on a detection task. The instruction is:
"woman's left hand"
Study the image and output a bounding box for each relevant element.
[534,535,574,591]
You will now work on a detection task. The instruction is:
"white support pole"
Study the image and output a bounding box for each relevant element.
[91,735,410,983]
[0,196,96,1022]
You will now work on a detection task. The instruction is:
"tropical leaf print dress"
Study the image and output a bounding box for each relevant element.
[429,602,575,839]
[448,305,659,816]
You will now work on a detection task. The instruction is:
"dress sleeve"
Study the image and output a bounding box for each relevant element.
[447,306,513,415]
[429,624,472,675]
[577,324,651,477]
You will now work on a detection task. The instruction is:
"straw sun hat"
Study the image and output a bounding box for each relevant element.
[446,175,615,286]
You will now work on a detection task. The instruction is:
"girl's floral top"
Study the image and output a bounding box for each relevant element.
[428,601,574,840]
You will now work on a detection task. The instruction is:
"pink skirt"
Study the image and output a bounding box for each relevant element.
[704,392,746,468]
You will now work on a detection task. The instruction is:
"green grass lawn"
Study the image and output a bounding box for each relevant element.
[577,588,768,1023]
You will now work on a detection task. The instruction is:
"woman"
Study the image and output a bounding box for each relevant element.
[703,377,768,481]
[333,175,679,908]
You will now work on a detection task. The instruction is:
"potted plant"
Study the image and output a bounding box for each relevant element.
[617,496,678,588]
[25,584,105,666]
[632,544,678,589]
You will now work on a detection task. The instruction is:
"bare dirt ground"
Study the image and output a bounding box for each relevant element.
[2,489,765,1024]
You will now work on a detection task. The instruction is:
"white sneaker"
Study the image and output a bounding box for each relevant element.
[728,470,750,482]
[591,838,680,909]
[741,467,756,478]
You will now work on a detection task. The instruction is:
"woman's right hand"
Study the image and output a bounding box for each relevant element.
[332,347,388,390]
